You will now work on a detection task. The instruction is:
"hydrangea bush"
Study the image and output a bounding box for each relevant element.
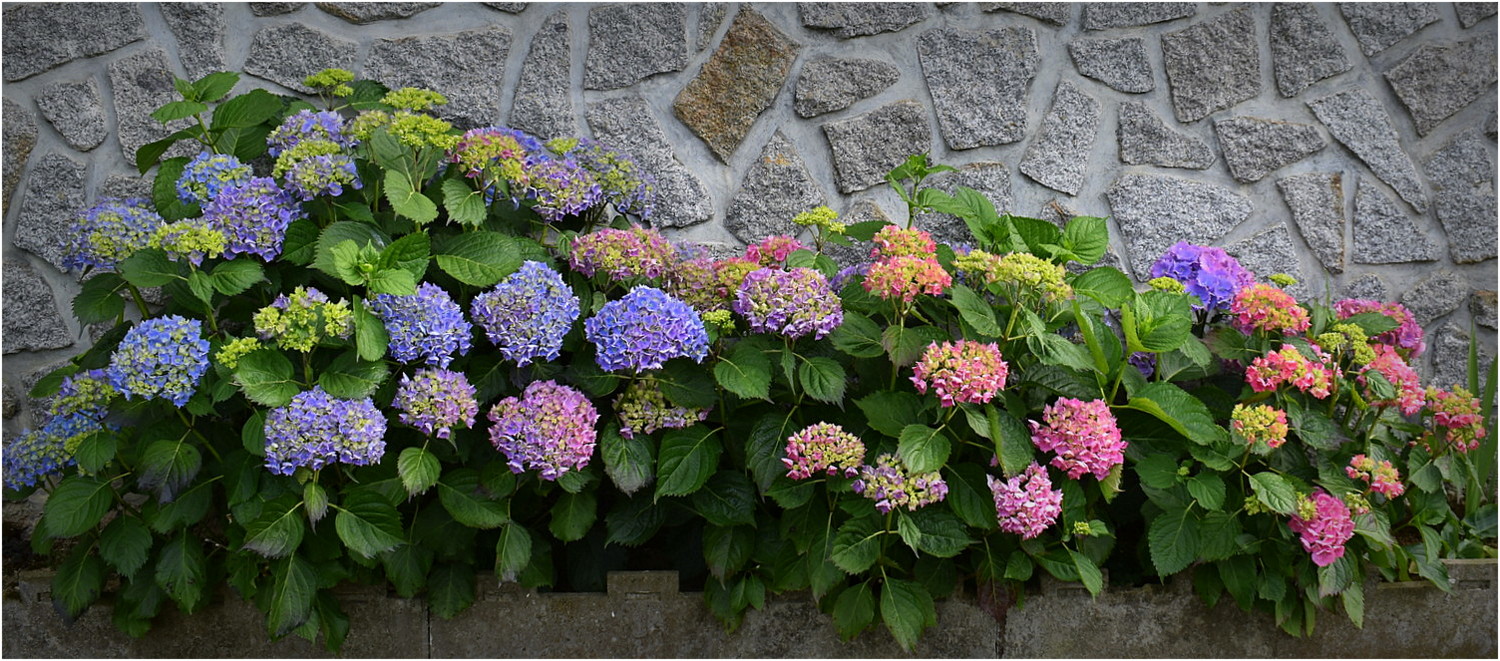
[8,71,1496,652]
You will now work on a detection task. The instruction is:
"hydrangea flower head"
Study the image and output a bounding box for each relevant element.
[382,87,448,112]
[51,369,118,419]
[911,340,1009,407]
[1333,299,1426,358]
[450,126,543,187]
[863,255,951,303]
[871,225,936,259]
[303,68,354,97]
[1230,403,1289,451]
[64,198,165,272]
[1315,323,1377,366]
[1287,489,1355,567]
[253,286,354,353]
[733,267,844,340]
[1346,454,1404,498]
[852,453,948,514]
[471,261,580,367]
[1231,283,1310,335]
[264,386,387,476]
[2,413,110,490]
[977,251,1074,303]
[745,235,807,267]
[273,139,362,201]
[1360,344,1425,416]
[667,257,726,312]
[988,462,1064,539]
[1245,345,1338,399]
[107,315,210,407]
[569,227,677,283]
[614,379,709,439]
[214,337,263,370]
[1149,241,1255,311]
[371,282,472,368]
[385,111,458,151]
[202,177,302,262]
[176,152,253,204]
[267,110,355,156]
[1029,397,1126,480]
[792,206,844,234]
[393,368,478,440]
[521,155,603,221]
[150,219,227,267]
[488,380,598,480]
[550,137,655,218]
[784,422,866,480]
[584,286,709,372]
[1424,386,1486,453]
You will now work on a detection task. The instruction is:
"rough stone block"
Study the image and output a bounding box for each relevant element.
[1082,2,1195,30]
[249,3,304,16]
[1277,173,1345,275]
[1162,8,1260,123]
[510,11,574,140]
[13,152,88,274]
[1069,37,1153,94]
[1105,174,1252,276]
[101,173,153,199]
[1429,323,1494,392]
[1226,224,1308,300]
[1401,270,1467,326]
[1019,80,1100,195]
[1424,129,1494,191]
[586,97,712,229]
[1270,3,1351,98]
[674,8,801,163]
[1345,273,1388,301]
[3,97,37,214]
[917,26,1038,150]
[1308,89,1429,212]
[794,57,899,119]
[2,383,18,420]
[822,100,933,194]
[696,3,729,52]
[108,48,193,164]
[366,27,512,130]
[1456,3,1498,28]
[914,162,1012,250]
[1351,178,1438,265]
[1116,102,1213,170]
[245,23,359,94]
[1213,116,1326,183]
[1435,190,1499,264]
[484,2,527,13]
[799,3,929,38]
[584,4,687,91]
[36,80,107,153]
[161,3,226,80]
[724,132,827,244]
[316,2,438,23]
[1471,291,1497,330]
[2,261,74,355]
[1385,34,1498,136]
[1,3,145,81]
[1338,2,1440,56]
[981,3,1071,26]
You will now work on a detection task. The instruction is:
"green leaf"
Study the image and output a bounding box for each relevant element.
[381,545,433,598]
[43,476,113,538]
[691,471,756,527]
[1342,578,1365,629]
[442,179,487,227]
[990,405,1034,478]
[1197,511,1242,561]
[53,544,105,620]
[944,464,999,530]
[138,439,202,503]
[211,88,281,130]
[1187,473,1226,511]
[99,516,152,579]
[155,533,207,613]
[427,563,476,619]
[1031,333,1097,374]
[882,324,948,367]
[1318,555,1354,597]
[1135,454,1182,490]
[746,413,796,493]
[1061,216,1108,265]
[242,498,306,559]
[145,481,212,533]
[1070,549,1104,596]
[855,391,924,438]
[897,424,950,473]
[379,232,431,284]
[313,221,388,279]
[234,349,299,407]
[1286,401,1342,452]
[657,360,717,409]
[1249,472,1297,515]
[949,285,1003,337]
[119,248,182,288]
[600,425,655,496]
[192,71,238,102]
[210,259,265,296]
[1069,267,1133,309]
[73,274,127,325]
[606,495,665,548]
[831,516,883,574]
[549,490,597,542]
[1338,312,1400,338]
[495,523,532,582]
[334,491,405,559]
[280,219,320,265]
[73,429,118,474]
[832,581,876,641]
[714,340,773,400]
[896,508,971,558]
[367,268,416,296]
[703,525,755,579]
[329,239,373,285]
[353,297,389,362]
[318,351,389,399]
[437,469,510,529]
[184,270,216,306]
[1148,507,1200,576]
[151,100,208,123]
[830,311,886,358]
[880,578,935,653]
[1218,556,1257,610]
[398,447,441,497]
[434,231,521,287]
[1122,382,1227,445]
[152,156,201,220]
[655,426,722,499]
[267,555,317,636]
[798,356,847,405]
[304,482,329,523]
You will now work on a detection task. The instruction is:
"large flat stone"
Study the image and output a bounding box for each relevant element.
[1116,101,1214,170]
[3,383,18,420]
[914,162,1012,250]
[1435,190,1499,264]
[586,96,712,229]
[1213,116,1326,183]
[366,27,511,130]
[1019,80,1100,195]
[674,7,801,163]
[1225,224,1308,300]
[1308,89,1428,212]
[1162,8,1260,123]
[101,173,153,199]
[484,3,528,13]
[1,3,145,81]
[3,97,37,214]
[37,80,107,153]
[1401,270,1467,325]
[1105,174,1253,276]
[245,23,359,94]
[917,26,1038,150]
[1456,3,1498,28]
[1345,274,1387,301]
[109,48,192,164]
[1276,173,1346,274]
[161,3,226,80]
[2,261,74,355]
[1472,291,1497,330]
[799,3,929,38]
[1351,178,1438,264]
[794,56,900,118]
[981,3,1071,27]
[13,153,87,274]
[1428,324,1494,393]
[1269,3,1352,98]
[696,3,729,52]
[1082,3,1195,30]
[1338,3,1440,56]
[1424,129,1493,191]
[724,132,827,244]
[584,4,687,91]
[1069,37,1153,94]
[821,100,934,194]
[509,11,574,140]
[249,3,305,16]
[1385,34,1498,136]
[316,2,439,23]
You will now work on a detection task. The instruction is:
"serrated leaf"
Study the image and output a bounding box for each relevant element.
[242,498,306,558]
[831,516,882,574]
[267,555,316,636]
[949,285,1003,337]
[691,471,756,527]
[606,495,665,548]
[882,324,948,367]
[746,413,796,493]
[1070,548,1104,596]
[43,476,113,538]
[1122,382,1227,445]
[714,340,772,400]
[599,425,655,495]
[367,268,416,295]
[353,297,389,362]
[211,259,266,295]
[318,351,388,399]
[495,523,532,582]
[442,178,487,227]
[1249,472,1297,515]
[138,439,202,503]
[53,545,104,621]
[313,221,388,279]
[1135,454,1181,490]
[798,356,846,405]
[1342,578,1365,629]
[99,516,152,579]
[549,490,597,542]
[990,405,1034,478]
[398,447,441,497]
[334,492,405,559]
[434,231,520,287]
[896,508,971,558]
[703,525,755,579]
[855,391,924,438]
[830,311,886,358]
[832,581,876,641]
[427,563,476,619]
[192,71,238,102]
[944,464,998,530]
[211,89,281,130]
[379,232,430,283]
[381,545,432,598]
[437,469,509,529]
[897,425,950,473]
[1069,267,1133,308]
[155,533,207,613]
[151,100,208,123]
[1187,473,1226,511]
[145,481,211,533]
[1061,216,1108,265]
[74,429,118,474]
[1148,507,1200,576]
[119,248,182,288]
[1318,555,1354,597]
[656,426,722,499]
[657,360,717,409]
[234,349,299,407]
[880,578,934,653]
[73,274,127,325]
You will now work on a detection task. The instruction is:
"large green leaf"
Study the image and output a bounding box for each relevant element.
[353,297,389,362]
[1061,216,1108,265]
[211,88,281,130]
[798,356,847,405]
[242,497,306,558]
[882,324,948,367]
[703,525,755,579]
[1122,382,1227,445]
[119,248,182,288]
[600,425,655,496]
[897,425,950,473]
[379,232,431,284]
[437,468,510,529]
[43,476,113,538]
[656,426,722,499]
[830,311,886,358]
[831,515,883,574]
[53,545,105,621]
[73,274,127,325]
[1070,549,1104,597]
[99,516,153,579]
[385,169,439,224]
[234,349,299,407]
[1249,472,1297,515]
[313,221,388,280]
[855,391,924,438]
[549,490,597,542]
[318,351,389,399]
[398,447,441,497]
[441,179,486,227]
[266,555,317,636]
[434,231,521,287]
[427,563,476,619]
[1187,473,1226,511]
[1148,506,1200,576]
[381,545,433,598]
[1069,267,1133,308]
[880,578,935,653]
[714,340,772,400]
[138,438,202,503]
[989,405,1034,478]
[832,581,876,641]
[944,464,999,530]
[334,491,406,559]
[155,533,207,613]
[896,508,971,558]
[211,259,266,296]
[949,285,1003,337]
[746,412,798,493]
[495,523,532,582]
[657,360,718,409]
[691,471,756,527]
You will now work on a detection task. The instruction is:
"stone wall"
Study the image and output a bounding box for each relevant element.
[1,2,1496,434]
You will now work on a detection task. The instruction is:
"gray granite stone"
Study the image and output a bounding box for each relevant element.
[822,100,934,194]
[1,3,145,81]
[484,2,528,13]
[725,132,828,244]
[799,3,930,39]
[1344,274,1387,301]
[367,27,511,130]
[1424,129,1493,191]
[316,2,438,23]
[1116,101,1214,169]
[1225,224,1308,300]
[1352,178,1438,264]
[101,173,153,199]
[1069,37,1153,94]
[584,4,687,91]
[109,48,191,164]
[14,153,87,274]
[1456,3,1498,28]
[697,4,729,52]
[980,3,1071,27]
[3,97,37,214]
[917,27,1038,150]
[914,162,1012,250]
[1308,89,1429,212]
[2,384,18,420]
[794,57,900,118]
[249,3,304,16]
[36,80,107,153]
[510,11,574,140]
[1162,8,1260,123]
[1276,173,1346,275]
[1213,116,1326,183]
[1019,80,1100,195]
[1385,34,1498,136]
[1105,174,1253,276]
[1338,3,1440,56]
[586,96,712,229]
[246,23,359,94]
[1471,291,1497,330]
[1429,323,1493,393]
[1269,3,1352,98]
[1435,190,1499,264]
[1082,3,1195,30]
[1489,113,1498,141]
[3,261,74,355]
[674,8,802,163]
[161,3,226,80]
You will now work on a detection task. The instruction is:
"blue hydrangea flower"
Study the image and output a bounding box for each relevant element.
[488,380,598,480]
[393,368,478,440]
[584,286,708,372]
[274,139,363,201]
[64,198,165,272]
[1149,241,1255,311]
[107,315,210,407]
[2,413,109,490]
[522,156,604,222]
[264,386,387,476]
[553,137,655,219]
[734,267,844,340]
[202,177,302,262]
[51,369,118,419]
[267,110,356,156]
[371,282,473,368]
[471,261,580,367]
[176,152,253,205]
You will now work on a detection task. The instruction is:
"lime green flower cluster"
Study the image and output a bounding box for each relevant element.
[350,110,459,151]
[1316,323,1376,366]
[1148,276,1185,294]
[956,250,1073,302]
[252,287,354,352]
[150,220,227,267]
[273,140,342,179]
[1268,273,1299,288]
[792,206,845,234]
[382,87,448,111]
[700,309,734,330]
[214,337,264,370]
[304,68,354,97]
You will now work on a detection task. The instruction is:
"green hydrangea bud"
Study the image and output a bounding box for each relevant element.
[1268,273,1298,288]
[1072,521,1092,537]
[1148,277,1186,294]
[215,337,263,370]
[304,68,355,97]
[381,87,448,111]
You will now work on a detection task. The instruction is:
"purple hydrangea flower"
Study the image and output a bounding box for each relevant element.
[51,369,118,419]
[393,368,478,440]
[450,126,546,184]
[64,198,165,272]
[488,380,598,480]
[371,282,473,369]
[267,110,356,156]
[264,386,388,476]
[281,147,361,200]
[2,413,114,490]
[569,227,677,283]
[852,453,948,514]
[554,137,655,219]
[584,286,709,372]
[830,262,871,292]
[733,267,844,340]
[1149,241,1255,311]
[202,177,302,262]
[614,378,709,439]
[107,315,210,407]
[522,155,604,222]
[471,261,580,367]
[176,152,253,205]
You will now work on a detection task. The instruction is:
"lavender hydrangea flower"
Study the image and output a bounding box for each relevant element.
[176,152,253,205]
[614,379,709,439]
[522,155,604,222]
[733,267,844,340]
[1149,241,1254,311]
[202,177,302,262]
[64,198,165,272]
[393,368,478,440]
[471,261,580,367]
[551,137,655,219]
[267,109,356,156]
[584,286,709,372]
[2,413,108,490]
[569,227,677,283]
[107,315,210,407]
[852,453,948,514]
[275,140,362,200]
[51,369,118,419]
[449,126,545,186]
[488,380,599,480]
[264,386,388,476]
[371,282,473,368]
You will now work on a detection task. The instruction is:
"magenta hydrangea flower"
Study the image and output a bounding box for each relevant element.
[1346,454,1404,498]
[852,453,948,514]
[1149,241,1255,311]
[1334,299,1426,358]
[1230,283,1310,335]
[371,282,473,368]
[745,235,807,267]
[1246,345,1338,399]
[783,422,866,480]
[569,227,677,283]
[1360,344,1425,416]
[64,198,165,272]
[264,386,388,476]
[107,315,210,407]
[863,255,952,303]
[1424,386,1486,453]
[393,368,478,440]
[733,267,844,340]
[988,462,1063,539]
[201,177,303,262]
[614,379,709,439]
[911,340,1009,407]
[1029,397,1126,481]
[471,261,580,367]
[871,225,936,259]
[1287,489,1355,567]
[488,380,599,480]
[584,286,708,372]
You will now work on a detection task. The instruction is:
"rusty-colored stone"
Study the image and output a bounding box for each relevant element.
[673,8,801,163]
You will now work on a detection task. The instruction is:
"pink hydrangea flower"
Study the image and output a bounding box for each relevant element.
[1230,403,1289,450]
[1230,283,1310,336]
[987,462,1063,539]
[911,340,1009,407]
[1359,344,1425,416]
[1287,489,1355,567]
[1245,345,1338,399]
[852,453,947,514]
[1424,386,1487,453]
[783,422,866,480]
[488,380,599,480]
[1334,299,1426,358]
[1346,454,1405,498]
[870,225,936,259]
[745,235,807,267]
[1029,398,1126,480]
[863,255,952,303]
